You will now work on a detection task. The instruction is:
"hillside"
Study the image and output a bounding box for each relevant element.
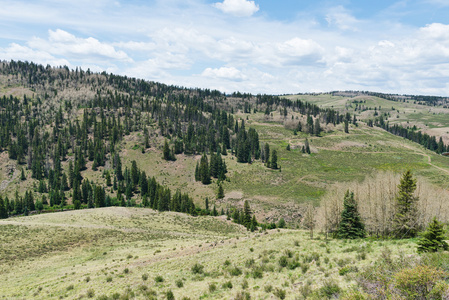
[1,61,449,225]
[0,207,424,299]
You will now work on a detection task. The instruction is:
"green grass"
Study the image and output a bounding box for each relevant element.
[0,208,422,299]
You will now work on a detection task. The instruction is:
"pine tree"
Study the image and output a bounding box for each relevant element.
[163,139,171,161]
[199,153,211,185]
[205,197,209,212]
[0,196,8,219]
[270,149,278,169]
[337,190,365,239]
[314,118,321,136]
[250,215,257,232]
[393,170,419,238]
[194,161,200,181]
[417,217,449,253]
[303,138,310,154]
[243,200,252,228]
[217,183,224,200]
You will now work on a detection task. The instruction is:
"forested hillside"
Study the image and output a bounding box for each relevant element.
[0,60,353,222]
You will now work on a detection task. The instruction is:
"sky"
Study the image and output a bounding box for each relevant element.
[1,0,449,96]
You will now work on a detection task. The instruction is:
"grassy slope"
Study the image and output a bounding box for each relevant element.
[0,207,417,299]
[2,100,449,224]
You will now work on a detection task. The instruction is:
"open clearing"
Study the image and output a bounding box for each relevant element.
[0,207,418,299]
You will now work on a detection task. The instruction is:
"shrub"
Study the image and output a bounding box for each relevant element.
[209,283,217,293]
[222,281,233,289]
[66,284,74,291]
[301,263,309,274]
[230,266,242,276]
[106,276,113,282]
[241,279,249,289]
[284,249,293,258]
[86,288,95,298]
[166,290,175,300]
[234,291,251,300]
[264,285,273,293]
[224,260,231,267]
[318,280,341,299]
[339,266,351,276]
[142,273,149,281]
[278,256,288,268]
[155,275,164,283]
[277,218,286,229]
[273,288,286,299]
[123,268,129,274]
[176,279,184,288]
[191,263,204,274]
[394,265,448,299]
[251,267,263,279]
[245,258,255,268]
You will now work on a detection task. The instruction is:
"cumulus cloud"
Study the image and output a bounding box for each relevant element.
[419,23,449,40]
[28,29,131,62]
[214,0,259,17]
[202,67,246,81]
[0,43,70,66]
[275,38,324,65]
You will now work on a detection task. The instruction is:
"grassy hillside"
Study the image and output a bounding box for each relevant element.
[2,77,449,224]
[0,207,426,299]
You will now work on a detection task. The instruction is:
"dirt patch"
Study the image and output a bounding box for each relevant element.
[224,190,243,201]
[332,141,367,150]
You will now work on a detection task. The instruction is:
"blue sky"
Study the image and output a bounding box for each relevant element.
[1,0,449,96]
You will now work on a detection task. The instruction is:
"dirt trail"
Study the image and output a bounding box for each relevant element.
[401,143,449,175]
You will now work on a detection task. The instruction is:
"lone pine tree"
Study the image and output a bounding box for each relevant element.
[337,190,365,239]
[393,170,419,238]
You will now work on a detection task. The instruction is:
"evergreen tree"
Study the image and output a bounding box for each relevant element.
[243,200,252,227]
[304,138,311,154]
[115,154,123,181]
[344,120,349,133]
[337,190,365,239]
[194,161,200,181]
[270,149,278,169]
[393,170,419,238]
[0,196,8,219]
[20,168,26,180]
[217,183,224,200]
[205,197,209,212]
[263,143,270,163]
[417,217,449,253]
[163,139,171,161]
[131,160,140,186]
[314,118,321,136]
[250,215,257,232]
[199,153,211,185]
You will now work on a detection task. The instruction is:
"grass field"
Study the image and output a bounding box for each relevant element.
[0,207,423,299]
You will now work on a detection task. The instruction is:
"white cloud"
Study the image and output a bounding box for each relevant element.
[214,0,259,17]
[202,67,246,81]
[0,43,70,66]
[2,1,449,96]
[275,38,324,65]
[28,29,132,62]
[419,23,449,40]
[325,6,360,31]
